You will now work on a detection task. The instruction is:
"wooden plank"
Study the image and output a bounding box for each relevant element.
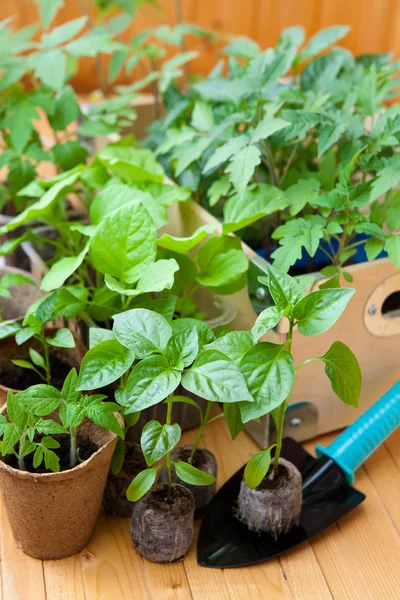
[43,556,86,600]
[79,514,150,600]
[141,557,193,600]
[0,498,46,600]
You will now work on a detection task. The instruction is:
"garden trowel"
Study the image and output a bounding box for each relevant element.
[197,382,400,568]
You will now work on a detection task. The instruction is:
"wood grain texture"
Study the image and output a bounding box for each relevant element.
[0,420,399,598]
[2,0,400,92]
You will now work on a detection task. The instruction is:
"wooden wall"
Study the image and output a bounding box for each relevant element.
[3,0,400,92]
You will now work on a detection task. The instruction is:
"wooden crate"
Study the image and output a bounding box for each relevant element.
[166,200,400,446]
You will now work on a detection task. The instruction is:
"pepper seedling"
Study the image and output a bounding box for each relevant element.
[77,308,253,499]
[233,265,361,486]
[0,367,123,471]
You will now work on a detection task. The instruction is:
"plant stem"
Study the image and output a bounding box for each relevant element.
[280,142,298,186]
[18,435,26,471]
[70,427,77,469]
[260,140,280,188]
[189,400,212,464]
[165,394,174,500]
[273,320,294,473]
[41,335,51,385]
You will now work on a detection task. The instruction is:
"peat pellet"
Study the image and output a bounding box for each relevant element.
[130,483,195,563]
[159,445,217,516]
[238,457,302,538]
[103,442,147,517]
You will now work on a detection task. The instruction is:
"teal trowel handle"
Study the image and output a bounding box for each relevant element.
[316,382,400,483]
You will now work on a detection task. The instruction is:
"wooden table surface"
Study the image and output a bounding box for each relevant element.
[1,413,400,600]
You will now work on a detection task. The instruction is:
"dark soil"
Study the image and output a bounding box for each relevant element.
[258,464,289,491]
[103,442,147,517]
[0,356,78,390]
[238,457,302,538]
[3,434,99,473]
[0,332,83,390]
[159,445,217,516]
[130,483,195,563]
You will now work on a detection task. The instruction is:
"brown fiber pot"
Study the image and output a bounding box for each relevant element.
[0,328,86,406]
[0,417,118,560]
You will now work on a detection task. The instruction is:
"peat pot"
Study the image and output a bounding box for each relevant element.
[0,417,117,559]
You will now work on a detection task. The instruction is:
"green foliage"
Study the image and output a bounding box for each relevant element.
[153,26,400,280]
[0,370,123,473]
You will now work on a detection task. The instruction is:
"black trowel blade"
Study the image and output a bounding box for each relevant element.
[197,437,365,568]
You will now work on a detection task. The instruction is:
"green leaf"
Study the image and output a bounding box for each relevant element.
[226,144,261,198]
[158,224,215,254]
[221,36,260,59]
[271,216,326,272]
[191,101,214,132]
[53,141,88,171]
[15,327,36,345]
[130,297,177,322]
[204,331,253,365]
[34,0,64,29]
[113,308,172,358]
[29,348,45,369]
[7,391,27,427]
[90,184,153,225]
[263,265,303,311]
[0,321,22,340]
[0,168,83,234]
[365,238,384,261]
[136,259,179,293]
[224,402,244,440]
[371,156,400,201]
[318,124,345,158]
[171,318,213,347]
[239,343,295,422]
[89,328,115,348]
[126,467,158,502]
[317,341,361,408]
[90,202,156,284]
[244,445,275,489]
[223,184,287,233]
[141,420,181,466]
[41,242,89,291]
[97,147,164,184]
[123,355,181,413]
[250,115,290,143]
[40,15,87,47]
[20,440,36,458]
[30,49,67,91]
[46,328,75,348]
[48,85,79,130]
[182,350,252,403]
[111,437,125,475]
[85,403,124,438]
[294,288,355,336]
[17,385,62,416]
[41,436,60,449]
[202,136,248,174]
[35,418,67,435]
[252,306,283,341]
[174,461,216,486]
[43,448,60,472]
[299,25,350,60]
[2,424,21,456]
[11,360,41,375]
[61,368,80,404]
[385,235,400,267]
[207,178,231,207]
[286,179,321,216]
[33,445,44,468]
[166,326,199,368]
[77,340,135,391]
[196,236,248,291]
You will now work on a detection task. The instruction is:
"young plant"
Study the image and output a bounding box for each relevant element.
[153,26,400,280]
[0,292,75,385]
[0,367,123,471]
[235,265,361,486]
[76,308,253,500]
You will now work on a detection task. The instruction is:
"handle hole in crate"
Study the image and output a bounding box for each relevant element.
[382,291,400,319]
